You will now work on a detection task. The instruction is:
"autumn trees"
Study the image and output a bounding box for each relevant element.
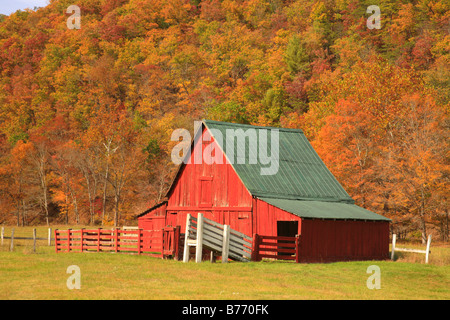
[309,59,448,243]
[0,0,448,239]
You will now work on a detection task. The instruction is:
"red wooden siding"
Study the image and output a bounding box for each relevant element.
[253,198,302,237]
[254,198,389,262]
[164,126,254,235]
[138,202,167,231]
[55,228,164,258]
[298,219,390,262]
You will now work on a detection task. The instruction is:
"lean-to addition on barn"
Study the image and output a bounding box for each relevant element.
[137,120,390,262]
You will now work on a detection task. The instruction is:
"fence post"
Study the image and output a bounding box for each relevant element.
[33,228,37,253]
[115,228,119,253]
[10,228,14,252]
[425,234,432,264]
[67,229,71,252]
[161,228,165,259]
[97,228,101,252]
[137,229,142,255]
[111,228,114,248]
[48,228,52,246]
[391,234,396,260]
[174,226,180,261]
[54,229,58,253]
[80,228,84,253]
[1,227,4,246]
[295,235,300,263]
[195,213,204,263]
[183,214,191,263]
[222,225,230,263]
[251,233,259,261]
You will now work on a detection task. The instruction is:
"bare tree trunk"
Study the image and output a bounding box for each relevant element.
[444,210,449,242]
[114,194,119,228]
[447,211,449,242]
[112,162,125,228]
[71,191,79,225]
[65,192,69,224]
[102,161,109,225]
[446,211,449,242]
[420,188,427,244]
[21,199,26,226]
[33,144,50,226]
[84,173,94,225]
[92,174,98,224]
[80,164,98,226]
[16,181,21,226]
[102,138,116,226]
[87,176,96,225]
[38,156,50,226]
[16,205,20,227]
[156,165,170,202]
[420,202,427,244]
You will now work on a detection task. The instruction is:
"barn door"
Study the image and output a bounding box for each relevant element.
[162,226,181,259]
[277,221,298,257]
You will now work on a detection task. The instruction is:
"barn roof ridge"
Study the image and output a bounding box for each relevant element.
[201,119,304,133]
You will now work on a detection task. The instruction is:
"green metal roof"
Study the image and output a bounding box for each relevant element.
[259,197,391,221]
[203,120,355,204]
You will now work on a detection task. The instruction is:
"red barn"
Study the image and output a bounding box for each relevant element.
[137,120,390,262]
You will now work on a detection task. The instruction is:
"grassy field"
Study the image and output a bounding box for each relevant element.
[0,226,449,300]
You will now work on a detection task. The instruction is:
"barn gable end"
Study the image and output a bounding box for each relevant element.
[162,123,254,234]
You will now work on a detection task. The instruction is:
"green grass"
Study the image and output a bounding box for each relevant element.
[0,226,449,300]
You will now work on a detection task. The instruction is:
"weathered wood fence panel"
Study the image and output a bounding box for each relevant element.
[251,234,301,262]
[1,227,54,252]
[183,213,252,263]
[162,226,181,259]
[1,227,54,244]
[55,228,165,258]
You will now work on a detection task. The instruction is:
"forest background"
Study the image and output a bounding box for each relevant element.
[0,0,448,244]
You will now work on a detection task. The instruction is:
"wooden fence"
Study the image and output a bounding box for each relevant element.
[251,234,300,262]
[52,222,304,263]
[391,234,432,263]
[55,228,165,258]
[4,225,303,263]
[1,227,54,252]
[183,213,252,263]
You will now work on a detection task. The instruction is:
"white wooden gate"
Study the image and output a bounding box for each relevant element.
[183,213,252,263]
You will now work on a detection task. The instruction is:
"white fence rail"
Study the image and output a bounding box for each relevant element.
[183,213,252,263]
[391,234,432,264]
